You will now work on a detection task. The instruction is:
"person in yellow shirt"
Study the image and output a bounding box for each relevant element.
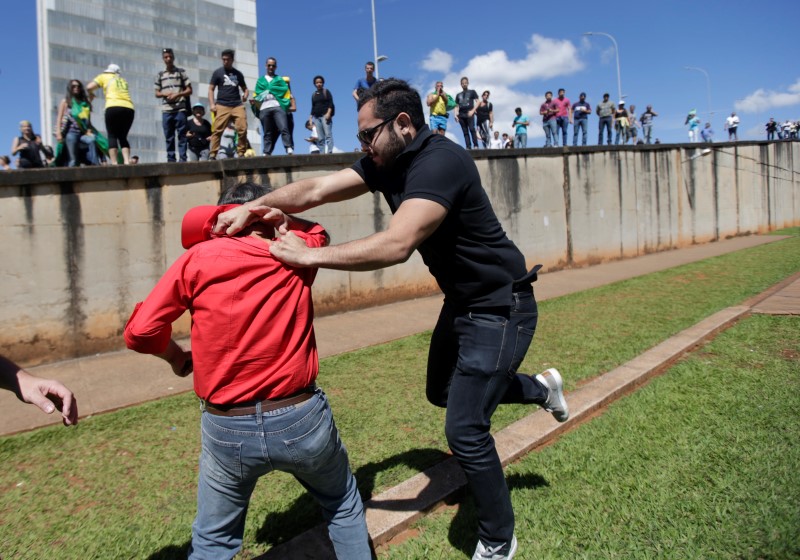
[426,81,454,135]
[87,63,135,164]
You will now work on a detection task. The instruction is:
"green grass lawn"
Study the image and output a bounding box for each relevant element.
[1,233,799,559]
[381,313,800,559]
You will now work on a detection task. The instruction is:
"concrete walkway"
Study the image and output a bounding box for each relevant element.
[0,234,788,436]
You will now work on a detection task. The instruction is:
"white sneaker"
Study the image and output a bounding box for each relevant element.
[535,368,570,422]
[287,147,294,154]
[472,535,517,560]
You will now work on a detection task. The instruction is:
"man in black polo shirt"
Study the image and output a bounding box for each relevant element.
[212,79,569,560]
[207,49,249,160]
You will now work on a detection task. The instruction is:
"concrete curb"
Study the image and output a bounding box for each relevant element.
[260,304,754,559]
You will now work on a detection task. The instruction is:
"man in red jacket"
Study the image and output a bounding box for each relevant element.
[124,182,371,559]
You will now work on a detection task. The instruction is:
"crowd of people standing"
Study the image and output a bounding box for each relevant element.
[427,82,661,149]
[6,54,800,169]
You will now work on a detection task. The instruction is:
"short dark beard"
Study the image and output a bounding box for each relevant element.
[375,125,406,172]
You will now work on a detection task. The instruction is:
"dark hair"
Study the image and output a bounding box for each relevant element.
[482,90,490,96]
[0,155,9,165]
[460,76,468,82]
[603,93,610,98]
[545,91,553,96]
[515,107,521,112]
[221,49,235,59]
[580,92,586,97]
[218,182,271,205]
[267,57,277,65]
[558,88,565,94]
[366,61,374,67]
[65,79,88,105]
[313,75,325,84]
[357,78,425,130]
[162,48,173,54]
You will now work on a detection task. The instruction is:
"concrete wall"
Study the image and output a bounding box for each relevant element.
[1,141,798,365]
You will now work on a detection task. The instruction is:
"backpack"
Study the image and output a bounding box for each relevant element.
[158,67,191,113]
[324,88,335,118]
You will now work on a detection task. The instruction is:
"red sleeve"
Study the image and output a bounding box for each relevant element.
[293,222,328,248]
[124,252,194,354]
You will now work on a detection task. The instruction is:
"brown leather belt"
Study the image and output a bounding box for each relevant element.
[203,389,316,417]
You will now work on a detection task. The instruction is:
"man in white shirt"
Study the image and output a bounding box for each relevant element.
[489,130,503,149]
[725,112,740,141]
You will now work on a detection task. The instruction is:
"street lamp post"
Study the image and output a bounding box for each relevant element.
[371,0,380,79]
[685,66,712,120]
[584,31,622,103]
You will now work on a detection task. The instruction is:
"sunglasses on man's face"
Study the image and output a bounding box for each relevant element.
[356,115,397,145]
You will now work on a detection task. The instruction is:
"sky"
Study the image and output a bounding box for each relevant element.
[2,0,800,164]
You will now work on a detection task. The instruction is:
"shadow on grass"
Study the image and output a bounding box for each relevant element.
[254,447,450,548]
[446,472,550,556]
[143,448,448,559]
[146,542,190,559]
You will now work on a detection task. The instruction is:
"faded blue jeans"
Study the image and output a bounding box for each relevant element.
[313,116,334,154]
[189,389,371,560]
[426,289,547,550]
[65,130,98,166]
[572,118,588,146]
[543,119,558,147]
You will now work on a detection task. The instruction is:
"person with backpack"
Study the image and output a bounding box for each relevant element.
[310,75,335,154]
[155,48,192,162]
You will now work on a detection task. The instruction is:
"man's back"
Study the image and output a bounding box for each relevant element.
[125,210,327,404]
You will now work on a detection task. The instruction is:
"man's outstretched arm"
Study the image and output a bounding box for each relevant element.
[213,168,369,236]
[267,197,447,271]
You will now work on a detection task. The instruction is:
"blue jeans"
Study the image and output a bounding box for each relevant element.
[572,118,588,146]
[426,290,547,549]
[642,123,653,144]
[162,111,188,162]
[556,116,569,146]
[259,106,293,154]
[615,124,628,145]
[514,132,527,148]
[189,390,370,560]
[599,116,613,145]
[543,119,558,147]
[313,116,334,154]
[65,130,98,166]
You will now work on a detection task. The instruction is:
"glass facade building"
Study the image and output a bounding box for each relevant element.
[37,0,259,163]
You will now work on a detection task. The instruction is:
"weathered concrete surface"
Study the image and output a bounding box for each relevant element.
[1,141,798,365]
[0,235,785,435]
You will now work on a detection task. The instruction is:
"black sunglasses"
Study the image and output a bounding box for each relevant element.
[356,115,397,145]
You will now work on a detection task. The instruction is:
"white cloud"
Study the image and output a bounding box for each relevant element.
[421,48,454,73]
[734,79,800,113]
[417,35,584,142]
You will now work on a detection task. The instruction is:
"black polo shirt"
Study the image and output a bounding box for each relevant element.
[351,126,527,308]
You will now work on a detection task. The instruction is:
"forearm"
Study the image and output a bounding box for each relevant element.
[300,230,414,271]
[248,178,324,213]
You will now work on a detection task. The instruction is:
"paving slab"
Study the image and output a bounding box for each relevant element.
[0,234,788,436]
